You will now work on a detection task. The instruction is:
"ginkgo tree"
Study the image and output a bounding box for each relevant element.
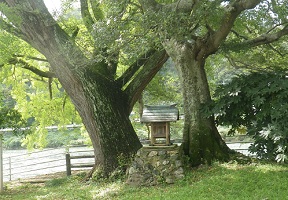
[0,0,168,175]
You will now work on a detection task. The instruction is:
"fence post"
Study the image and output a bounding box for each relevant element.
[0,134,3,193]
[66,153,71,176]
[9,157,11,181]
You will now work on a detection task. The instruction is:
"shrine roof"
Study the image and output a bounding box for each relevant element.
[140,104,179,123]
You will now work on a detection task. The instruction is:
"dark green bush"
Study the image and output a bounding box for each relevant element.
[206,70,288,162]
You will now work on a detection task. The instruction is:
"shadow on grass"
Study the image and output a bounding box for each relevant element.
[116,162,288,200]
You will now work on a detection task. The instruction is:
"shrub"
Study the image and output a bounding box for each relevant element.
[206,70,288,162]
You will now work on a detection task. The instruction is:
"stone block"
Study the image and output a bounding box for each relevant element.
[148,151,158,157]
[126,145,184,186]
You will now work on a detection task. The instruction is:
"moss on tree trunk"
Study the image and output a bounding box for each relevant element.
[75,69,142,175]
[182,58,230,166]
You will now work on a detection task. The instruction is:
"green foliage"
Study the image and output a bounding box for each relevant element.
[45,128,86,148]
[0,107,25,130]
[3,134,22,149]
[0,55,83,149]
[0,85,28,135]
[143,59,181,105]
[207,70,288,162]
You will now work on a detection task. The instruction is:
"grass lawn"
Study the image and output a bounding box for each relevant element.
[1,161,287,200]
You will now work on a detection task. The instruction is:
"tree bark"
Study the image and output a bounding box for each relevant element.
[79,69,142,175]
[164,41,230,166]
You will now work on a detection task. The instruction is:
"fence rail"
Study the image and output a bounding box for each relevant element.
[2,142,252,182]
[3,146,94,182]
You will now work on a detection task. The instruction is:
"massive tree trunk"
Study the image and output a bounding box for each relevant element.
[55,63,142,175]
[78,69,142,174]
[165,42,230,166]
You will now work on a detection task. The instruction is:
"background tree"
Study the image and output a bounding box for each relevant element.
[0,0,168,175]
[138,0,288,166]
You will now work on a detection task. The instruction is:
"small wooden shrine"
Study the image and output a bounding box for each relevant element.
[140,104,179,146]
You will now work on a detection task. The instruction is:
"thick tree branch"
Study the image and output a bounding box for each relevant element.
[213,0,261,45]
[201,0,261,59]
[226,25,288,52]
[3,58,56,78]
[80,0,95,33]
[90,1,104,21]
[125,50,169,111]
[116,49,156,86]
[245,26,288,47]
[1,0,90,76]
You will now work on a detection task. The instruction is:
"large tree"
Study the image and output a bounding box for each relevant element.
[138,0,288,166]
[0,0,169,175]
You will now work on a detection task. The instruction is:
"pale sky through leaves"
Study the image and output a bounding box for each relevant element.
[44,0,61,13]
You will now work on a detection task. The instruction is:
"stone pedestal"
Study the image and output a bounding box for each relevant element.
[126,145,184,186]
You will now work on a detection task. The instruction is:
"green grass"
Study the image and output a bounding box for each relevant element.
[1,162,288,200]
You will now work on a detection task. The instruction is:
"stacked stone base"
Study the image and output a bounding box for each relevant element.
[126,145,184,186]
